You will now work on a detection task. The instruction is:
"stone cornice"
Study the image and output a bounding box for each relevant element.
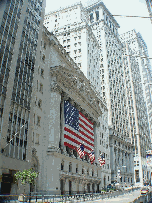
[45,2,83,16]
[85,1,120,28]
[50,65,104,122]
[47,150,102,170]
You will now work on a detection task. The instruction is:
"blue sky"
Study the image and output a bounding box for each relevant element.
[45,0,152,67]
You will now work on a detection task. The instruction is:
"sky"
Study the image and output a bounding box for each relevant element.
[45,0,152,67]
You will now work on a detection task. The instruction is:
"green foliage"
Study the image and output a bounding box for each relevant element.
[15,168,38,186]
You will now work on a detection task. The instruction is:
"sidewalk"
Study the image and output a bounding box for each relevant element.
[82,189,141,203]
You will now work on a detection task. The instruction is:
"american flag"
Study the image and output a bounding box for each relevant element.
[89,150,95,164]
[98,153,105,166]
[64,100,94,154]
[77,144,85,158]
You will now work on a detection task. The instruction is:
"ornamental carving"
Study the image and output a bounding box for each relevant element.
[50,65,105,121]
[50,76,62,93]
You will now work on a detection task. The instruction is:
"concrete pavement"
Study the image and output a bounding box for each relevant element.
[83,189,141,203]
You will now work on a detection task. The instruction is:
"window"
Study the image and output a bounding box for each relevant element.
[41,68,44,78]
[76,164,78,173]
[34,113,35,124]
[35,96,37,106]
[32,132,34,143]
[69,162,72,172]
[90,13,94,22]
[37,80,38,91]
[35,133,40,144]
[39,83,43,94]
[44,42,46,49]
[42,54,45,62]
[38,99,42,109]
[78,63,81,67]
[61,161,64,170]
[37,116,41,126]
[95,11,99,21]
[82,168,84,174]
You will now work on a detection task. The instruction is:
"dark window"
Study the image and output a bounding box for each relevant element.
[90,13,93,23]
[95,11,99,21]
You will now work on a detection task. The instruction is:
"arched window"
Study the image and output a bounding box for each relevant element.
[95,11,99,21]
[61,161,64,170]
[69,162,72,172]
[90,13,94,23]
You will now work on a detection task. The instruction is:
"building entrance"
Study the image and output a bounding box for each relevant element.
[60,179,64,195]
[1,174,12,194]
[69,180,72,195]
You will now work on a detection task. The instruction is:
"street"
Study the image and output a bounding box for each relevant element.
[79,189,143,203]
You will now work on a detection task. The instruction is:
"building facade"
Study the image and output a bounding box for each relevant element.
[44,1,134,187]
[120,29,152,186]
[31,28,110,194]
[86,1,134,186]
[0,0,45,194]
[44,3,102,97]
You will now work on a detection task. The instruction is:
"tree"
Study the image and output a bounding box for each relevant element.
[15,168,38,194]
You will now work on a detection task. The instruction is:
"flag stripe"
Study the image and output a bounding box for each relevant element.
[64,101,94,154]
[64,130,94,148]
[79,117,93,131]
[79,129,94,142]
[64,142,77,150]
[79,123,94,136]
[64,126,94,144]
[79,112,93,125]
[64,142,90,156]
[64,135,93,152]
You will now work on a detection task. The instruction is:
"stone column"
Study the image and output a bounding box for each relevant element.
[48,76,62,149]
[93,122,98,163]
[60,93,68,154]
[0,166,2,194]
[65,178,69,194]
[48,91,61,148]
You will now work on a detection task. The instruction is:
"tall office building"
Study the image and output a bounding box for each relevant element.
[44,3,102,98]
[0,0,45,194]
[44,1,134,186]
[86,1,134,185]
[145,0,152,23]
[120,30,152,185]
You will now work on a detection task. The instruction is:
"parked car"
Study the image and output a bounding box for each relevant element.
[140,187,149,195]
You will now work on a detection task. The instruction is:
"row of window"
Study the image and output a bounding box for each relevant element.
[61,161,99,177]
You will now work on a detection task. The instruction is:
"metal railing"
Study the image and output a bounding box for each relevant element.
[0,187,140,203]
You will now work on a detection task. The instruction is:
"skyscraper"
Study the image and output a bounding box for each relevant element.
[0,0,45,194]
[120,29,152,185]
[86,1,134,185]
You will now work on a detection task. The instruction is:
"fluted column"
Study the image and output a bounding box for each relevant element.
[48,76,62,149]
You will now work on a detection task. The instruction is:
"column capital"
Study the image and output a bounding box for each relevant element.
[50,77,62,94]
